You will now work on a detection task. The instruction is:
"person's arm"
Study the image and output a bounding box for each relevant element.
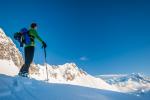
[32,29,47,48]
[32,30,43,43]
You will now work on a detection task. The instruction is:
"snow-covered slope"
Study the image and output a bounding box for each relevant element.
[31,63,118,91]
[0,60,19,76]
[0,74,149,100]
[97,73,150,93]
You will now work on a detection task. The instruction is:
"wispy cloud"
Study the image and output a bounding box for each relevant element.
[79,56,88,61]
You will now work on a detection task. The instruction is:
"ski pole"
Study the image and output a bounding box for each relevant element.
[44,48,49,81]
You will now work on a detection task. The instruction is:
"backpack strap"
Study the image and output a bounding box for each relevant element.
[28,35,35,42]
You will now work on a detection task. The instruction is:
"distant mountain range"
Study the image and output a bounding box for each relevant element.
[97,73,150,93]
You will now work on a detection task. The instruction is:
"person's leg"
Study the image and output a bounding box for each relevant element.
[19,64,26,73]
[19,46,34,74]
[19,47,28,74]
[24,46,35,73]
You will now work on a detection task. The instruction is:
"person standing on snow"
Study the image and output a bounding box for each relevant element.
[19,23,47,77]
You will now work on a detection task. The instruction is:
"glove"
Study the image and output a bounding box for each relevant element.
[42,41,47,48]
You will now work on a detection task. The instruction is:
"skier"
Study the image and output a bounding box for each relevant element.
[18,23,47,77]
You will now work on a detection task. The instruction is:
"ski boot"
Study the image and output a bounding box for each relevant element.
[18,72,29,77]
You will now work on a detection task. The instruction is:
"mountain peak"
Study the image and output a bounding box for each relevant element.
[0,27,4,33]
[64,62,77,66]
[0,28,8,43]
[36,62,87,81]
[61,62,77,69]
[0,28,24,68]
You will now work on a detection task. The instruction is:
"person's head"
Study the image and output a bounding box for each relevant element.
[31,23,37,29]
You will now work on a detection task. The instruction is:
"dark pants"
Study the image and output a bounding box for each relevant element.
[19,46,35,74]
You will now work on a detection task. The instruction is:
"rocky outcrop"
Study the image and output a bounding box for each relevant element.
[0,28,24,68]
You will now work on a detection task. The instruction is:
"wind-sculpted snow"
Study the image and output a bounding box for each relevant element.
[0,74,149,100]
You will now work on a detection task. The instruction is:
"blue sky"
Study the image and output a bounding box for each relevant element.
[0,0,150,75]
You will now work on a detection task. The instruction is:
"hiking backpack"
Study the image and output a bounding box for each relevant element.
[14,28,31,47]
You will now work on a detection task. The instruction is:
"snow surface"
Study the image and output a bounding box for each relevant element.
[0,59,118,92]
[0,74,149,100]
[0,60,19,76]
[1,59,150,94]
